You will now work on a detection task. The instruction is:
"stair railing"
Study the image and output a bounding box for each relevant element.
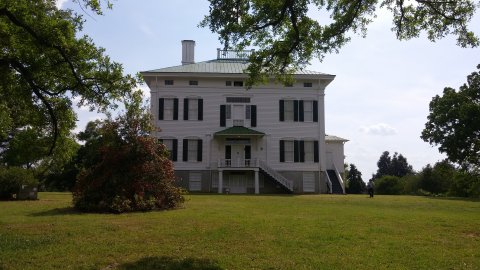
[332,163,345,194]
[325,171,333,194]
[258,160,294,191]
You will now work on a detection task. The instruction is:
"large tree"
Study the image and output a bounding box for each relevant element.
[201,0,479,86]
[421,65,480,168]
[0,0,135,161]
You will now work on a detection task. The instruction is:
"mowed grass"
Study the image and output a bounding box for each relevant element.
[1,193,479,270]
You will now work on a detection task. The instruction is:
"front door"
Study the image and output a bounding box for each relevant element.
[231,144,244,167]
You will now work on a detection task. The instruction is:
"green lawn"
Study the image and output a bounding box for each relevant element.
[1,193,479,270]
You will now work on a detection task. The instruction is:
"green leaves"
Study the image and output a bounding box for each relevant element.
[0,0,136,161]
[202,0,479,86]
[422,64,480,168]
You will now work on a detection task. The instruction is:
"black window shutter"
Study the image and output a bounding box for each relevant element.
[279,100,284,121]
[198,99,203,120]
[299,140,305,162]
[314,140,319,162]
[158,98,164,120]
[251,105,257,127]
[197,139,202,161]
[294,100,299,122]
[225,145,231,159]
[313,100,318,122]
[183,98,189,120]
[220,105,226,127]
[280,140,285,162]
[245,145,251,159]
[172,139,178,161]
[173,98,179,120]
[299,100,304,122]
[182,139,188,161]
[294,140,299,162]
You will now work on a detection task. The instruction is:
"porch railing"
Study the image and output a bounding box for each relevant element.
[218,158,258,168]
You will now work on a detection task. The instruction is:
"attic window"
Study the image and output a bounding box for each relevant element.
[165,80,174,85]
[189,80,198,86]
[303,82,312,87]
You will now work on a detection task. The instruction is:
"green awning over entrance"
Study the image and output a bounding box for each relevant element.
[214,126,265,137]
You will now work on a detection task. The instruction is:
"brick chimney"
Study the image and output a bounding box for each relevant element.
[181,40,195,65]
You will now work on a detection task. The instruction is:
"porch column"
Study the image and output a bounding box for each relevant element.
[254,169,259,194]
[218,170,223,194]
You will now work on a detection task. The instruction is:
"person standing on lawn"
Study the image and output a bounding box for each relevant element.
[367,180,374,198]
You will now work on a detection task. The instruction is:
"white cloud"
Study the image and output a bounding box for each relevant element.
[360,123,397,136]
[56,0,68,9]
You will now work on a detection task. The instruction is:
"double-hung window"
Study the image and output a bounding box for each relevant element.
[182,139,203,162]
[159,98,178,120]
[303,101,314,122]
[284,100,294,121]
[280,140,319,163]
[304,141,314,162]
[280,99,318,122]
[284,141,294,162]
[184,98,203,121]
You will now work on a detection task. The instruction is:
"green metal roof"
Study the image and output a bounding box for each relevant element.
[214,126,265,137]
[142,59,331,76]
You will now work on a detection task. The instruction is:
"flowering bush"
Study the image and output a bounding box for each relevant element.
[73,90,184,213]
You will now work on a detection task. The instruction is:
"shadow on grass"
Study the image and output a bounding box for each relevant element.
[28,207,83,217]
[425,196,480,202]
[118,256,223,270]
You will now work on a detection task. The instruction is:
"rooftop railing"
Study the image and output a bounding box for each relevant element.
[217,49,255,60]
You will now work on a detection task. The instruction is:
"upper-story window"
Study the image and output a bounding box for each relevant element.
[159,98,178,120]
[189,80,198,86]
[303,82,312,87]
[220,104,256,127]
[303,100,314,122]
[279,99,318,122]
[183,98,203,121]
[165,80,174,86]
[283,100,294,121]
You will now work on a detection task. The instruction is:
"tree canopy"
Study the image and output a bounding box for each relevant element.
[201,0,479,86]
[421,65,480,168]
[373,151,413,179]
[345,163,365,194]
[0,0,135,162]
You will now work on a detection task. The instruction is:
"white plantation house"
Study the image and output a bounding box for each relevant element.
[141,40,347,194]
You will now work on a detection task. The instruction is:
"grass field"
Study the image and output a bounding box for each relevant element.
[0,193,479,270]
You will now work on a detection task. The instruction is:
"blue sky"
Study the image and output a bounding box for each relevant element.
[59,0,480,179]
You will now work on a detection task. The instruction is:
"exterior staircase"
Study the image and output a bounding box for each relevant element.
[327,170,344,194]
[258,160,294,192]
